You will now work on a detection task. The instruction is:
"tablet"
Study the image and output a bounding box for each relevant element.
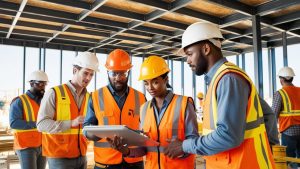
[83,125,159,147]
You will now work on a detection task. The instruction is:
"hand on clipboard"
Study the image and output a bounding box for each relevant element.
[83,125,159,147]
[106,136,130,156]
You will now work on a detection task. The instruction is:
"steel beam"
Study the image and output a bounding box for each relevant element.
[282,32,288,66]
[268,48,277,97]
[22,43,26,94]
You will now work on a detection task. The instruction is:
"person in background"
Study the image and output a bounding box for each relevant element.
[9,70,48,169]
[37,52,99,169]
[272,67,300,168]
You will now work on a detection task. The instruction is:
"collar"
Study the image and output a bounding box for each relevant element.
[204,57,227,86]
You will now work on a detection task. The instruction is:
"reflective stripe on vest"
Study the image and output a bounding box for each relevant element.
[92,86,146,164]
[42,84,89,158]
[140,94,195,169]
[277,87,300,132]
[14,94,41,150]
[278,89,300,116]
[203,62,275,169]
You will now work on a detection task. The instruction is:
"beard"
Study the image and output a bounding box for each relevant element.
[195,51,208,76]
[32,88,45,98]
[109,78,128,93]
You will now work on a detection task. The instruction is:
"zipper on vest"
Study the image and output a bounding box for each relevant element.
[156,123,161,169]
[77,107,82,157]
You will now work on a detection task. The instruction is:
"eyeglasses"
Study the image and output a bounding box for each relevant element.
[108,71,129,78]
[32,81,47,86]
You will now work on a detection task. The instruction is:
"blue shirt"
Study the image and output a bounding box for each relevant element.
[183,57,251,155]
[9,90,42,130]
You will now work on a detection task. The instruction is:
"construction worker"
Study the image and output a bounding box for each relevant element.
[106,55,198,169]
[197,92,204,111]
[272,67,300,168]
[164,22,276,169]
[9,70,48,169]
[37,52,99,169]
[83,49,146,169]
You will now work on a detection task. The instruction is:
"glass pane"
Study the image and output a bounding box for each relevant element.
[131,56,144,93]
[226,55,236,64]
[0,44,23,95]
[25,47,39,90]
[94,53,108,90]
[173,60,182,95]
[288,44,300,86]
[262,49,270,101]
[62,50,76,83]
[275,47,284,90]
[184,62,193,97]
[245,52,255,83]
[45,49,60,89]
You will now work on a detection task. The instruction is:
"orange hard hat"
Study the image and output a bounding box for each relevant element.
[105,49,132,71]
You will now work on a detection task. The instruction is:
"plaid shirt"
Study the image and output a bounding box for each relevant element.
[272,91,300,136]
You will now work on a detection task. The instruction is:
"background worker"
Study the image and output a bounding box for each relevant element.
[272,67,300,168]
[164,22,275,169]
[197,92,204,111]
[9,70,48,169]
[83,49,146,169]
[37,52,99,169]
[107,55,198,169]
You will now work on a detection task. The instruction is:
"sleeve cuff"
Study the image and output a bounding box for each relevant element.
[182,138,194,154]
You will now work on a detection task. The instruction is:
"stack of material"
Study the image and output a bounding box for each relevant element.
[196,155,205,169]
[0,139,13,152]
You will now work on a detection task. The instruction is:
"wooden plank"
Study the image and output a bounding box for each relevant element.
[105,0,154,14]
[186,0,235,18]
[269,4,300,17]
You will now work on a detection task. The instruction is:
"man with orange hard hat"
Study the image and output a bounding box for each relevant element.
[84,49,146,169]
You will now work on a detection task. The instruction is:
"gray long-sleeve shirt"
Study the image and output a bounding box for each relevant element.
[37,81,87,133]
[182,57,276,155]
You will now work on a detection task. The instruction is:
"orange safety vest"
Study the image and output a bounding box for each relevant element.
[202,62,275,169]
[92,86,146,165]
[140,94,195,169]
[42,84,89,158]
[278,86,300,132]
[13,94,42,150]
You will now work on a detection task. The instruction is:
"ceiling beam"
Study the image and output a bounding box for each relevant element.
[6,0,27,38]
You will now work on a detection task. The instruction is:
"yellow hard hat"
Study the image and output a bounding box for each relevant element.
[197,92,204,99]
[139,55,170,81]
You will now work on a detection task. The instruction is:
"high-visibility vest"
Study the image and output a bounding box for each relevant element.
[278,86,300,132]
[42,84,89,158]
[92,86,146,165]
[13,94,41,150]
[140,94,195,169]
[202,62,275,169]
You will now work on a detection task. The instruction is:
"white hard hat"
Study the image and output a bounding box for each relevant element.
[73,52,99,72]
[178,22,224,56]
[278,67,295,78]
[27,70,49,82]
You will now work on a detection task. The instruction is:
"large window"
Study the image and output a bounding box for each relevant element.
[184,62,193,97]
[262,49,270,100]
[25,47,40,90]
[0,44,23,95]
[45,49,60,89]
[275,47,284,90]
[288,44,300,86]
[172,60,182,95]
[131,56,143,93]
[62,50,76,83]
[226,55,236,65]
[245,52,255,83]
[95,53,108,90]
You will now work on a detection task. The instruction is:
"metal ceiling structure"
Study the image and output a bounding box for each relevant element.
[0,0,299,60]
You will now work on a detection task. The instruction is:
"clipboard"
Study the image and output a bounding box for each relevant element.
[83,125,159,147]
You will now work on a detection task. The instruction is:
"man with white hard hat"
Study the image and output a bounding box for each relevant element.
[9,70,48,169]
[37,52,99,169]
[272,67,300,168]
[164,22,276,169]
